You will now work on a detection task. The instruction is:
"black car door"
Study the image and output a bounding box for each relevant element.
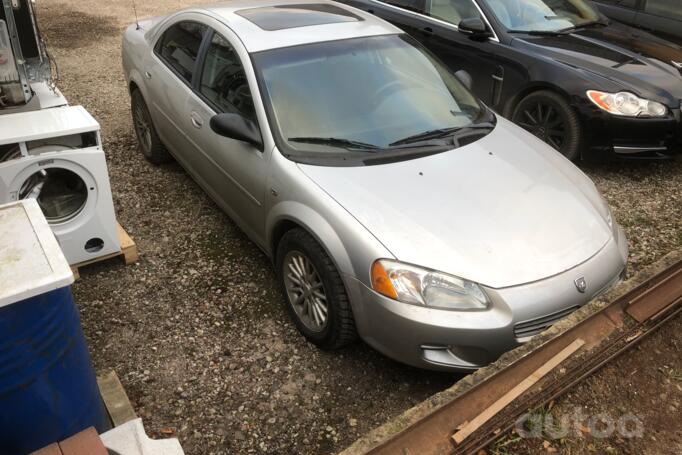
[636,0,682,46]
[344,0,500,106]
[592,0,639,25]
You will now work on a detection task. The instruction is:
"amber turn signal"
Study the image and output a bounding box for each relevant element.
[371,260,398,300]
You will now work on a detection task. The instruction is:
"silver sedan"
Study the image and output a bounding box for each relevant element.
[122,0,627,371]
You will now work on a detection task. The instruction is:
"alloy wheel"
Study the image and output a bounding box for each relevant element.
[133,103,153,156]
[516,101,567,151]
[282,250,329,333]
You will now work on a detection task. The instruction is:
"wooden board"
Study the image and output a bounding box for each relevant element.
[97,369,137,427]
[452,338,585,445]
[71,223,138,279]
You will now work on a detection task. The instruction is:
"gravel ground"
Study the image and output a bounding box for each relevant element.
[35,1,682,454]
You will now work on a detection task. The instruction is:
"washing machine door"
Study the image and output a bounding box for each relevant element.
[19,167,88,224]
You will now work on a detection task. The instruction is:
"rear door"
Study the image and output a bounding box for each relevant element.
[146,18,208,168]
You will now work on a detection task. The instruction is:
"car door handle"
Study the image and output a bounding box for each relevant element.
[190,112,204,129]
[422,26,434,37]
[144,71,152,79]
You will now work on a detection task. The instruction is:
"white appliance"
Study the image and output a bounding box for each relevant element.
[0,105,121,265]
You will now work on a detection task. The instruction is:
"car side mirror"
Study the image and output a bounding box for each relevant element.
[454,70,473,90]
[210,113,263,149]
[458,17,492,40]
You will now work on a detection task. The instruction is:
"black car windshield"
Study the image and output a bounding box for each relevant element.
[484,0,601,33]
[252,34,492,164]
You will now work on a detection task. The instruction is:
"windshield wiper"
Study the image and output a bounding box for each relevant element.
[557,20,609,33]
[508,29,569,36]
[288,136,380,150]
[389,122,495,147]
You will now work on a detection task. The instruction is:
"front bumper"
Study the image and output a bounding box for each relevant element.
[578,103,682,161]
[345,226,628,372]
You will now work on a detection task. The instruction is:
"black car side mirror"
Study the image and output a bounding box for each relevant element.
[210,113,263,149]
[458,17,492,40]
[454,70,473,90]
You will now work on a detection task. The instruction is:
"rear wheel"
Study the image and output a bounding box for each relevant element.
[131,89,171,165]
[512,90,582,161]
[276,229,357,350]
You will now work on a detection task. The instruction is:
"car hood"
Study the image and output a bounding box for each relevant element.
[512,22,682,103]
[298,119,612,289]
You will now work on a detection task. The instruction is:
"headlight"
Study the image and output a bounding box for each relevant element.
[370,259,490,310]
[587,90,667,117]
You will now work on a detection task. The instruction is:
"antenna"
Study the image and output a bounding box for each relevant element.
[131,0,140,30]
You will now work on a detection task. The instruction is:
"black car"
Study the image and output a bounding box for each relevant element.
[593,0,682,47]
[338,0,682,160]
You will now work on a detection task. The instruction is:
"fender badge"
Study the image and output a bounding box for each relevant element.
[575,277,587,293]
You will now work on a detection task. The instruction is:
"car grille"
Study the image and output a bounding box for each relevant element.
[514,306,580,339]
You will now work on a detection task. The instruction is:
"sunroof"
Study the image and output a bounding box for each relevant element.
[236,4,363,31]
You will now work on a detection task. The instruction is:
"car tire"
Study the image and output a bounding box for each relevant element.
[511,90,582,161]
[131,89,172,165]
[276,228,357,350]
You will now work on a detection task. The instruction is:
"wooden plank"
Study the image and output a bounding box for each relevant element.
[97,369,137,427]
[117,223,139,265]
[627,268,682,322]
[452,339,585,445]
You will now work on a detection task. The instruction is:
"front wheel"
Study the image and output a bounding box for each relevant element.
[511,90,582,161]
[276,229,357,350]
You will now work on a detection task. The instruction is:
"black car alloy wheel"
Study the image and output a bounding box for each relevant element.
[512,91,582,161]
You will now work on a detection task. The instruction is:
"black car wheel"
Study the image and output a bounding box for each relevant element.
[131,89,172,165]
[512,91,582,161]
[276,228,357,350]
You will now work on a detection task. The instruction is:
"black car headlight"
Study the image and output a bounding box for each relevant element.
[587,90,667,117]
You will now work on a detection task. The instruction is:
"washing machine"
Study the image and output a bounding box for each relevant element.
[0,105,121,265]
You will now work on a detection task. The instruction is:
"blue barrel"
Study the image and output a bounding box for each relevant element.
[0,286,109,454]
[0,200,109,454]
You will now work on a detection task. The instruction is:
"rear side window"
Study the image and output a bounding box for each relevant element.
[155,21,207,83]
[644,0,682,20]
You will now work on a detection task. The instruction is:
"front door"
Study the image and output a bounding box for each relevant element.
[183,28,268,243]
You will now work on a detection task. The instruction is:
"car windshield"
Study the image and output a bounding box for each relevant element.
[483,0,601,33]
[252,34,492,164]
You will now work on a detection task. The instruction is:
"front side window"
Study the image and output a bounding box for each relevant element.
[482,0,601,32]
[644,0,682,20]
[199,32,256,121]
[253,35,493,166]
[155,21,207,82]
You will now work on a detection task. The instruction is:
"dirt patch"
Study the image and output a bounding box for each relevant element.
[36,3,119,49]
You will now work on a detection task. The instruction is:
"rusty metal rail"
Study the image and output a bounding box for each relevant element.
[363,259,682,455]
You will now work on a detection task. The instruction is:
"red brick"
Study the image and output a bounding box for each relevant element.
[58,427,107,455]
[30,443,63,455]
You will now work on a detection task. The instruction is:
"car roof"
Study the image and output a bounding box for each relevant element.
[189,0,402,52]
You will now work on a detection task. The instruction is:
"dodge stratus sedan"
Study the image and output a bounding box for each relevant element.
[122,0,628,371]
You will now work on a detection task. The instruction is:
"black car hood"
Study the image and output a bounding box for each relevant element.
[512,22,682,103]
